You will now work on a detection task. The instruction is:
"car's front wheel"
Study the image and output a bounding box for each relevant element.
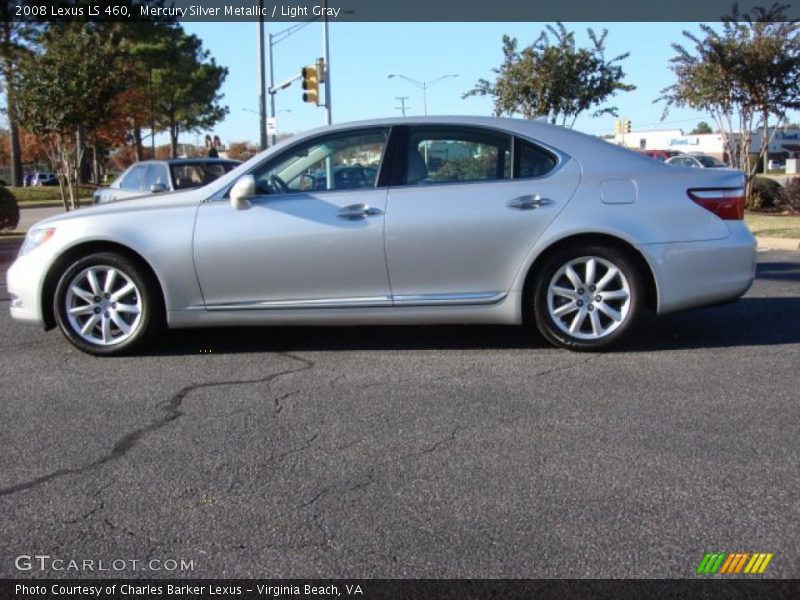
[54,252,160,356]
[532,245,643,350]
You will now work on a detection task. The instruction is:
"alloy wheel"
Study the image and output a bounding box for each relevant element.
[64,265,143,346]
[546,256,631,340]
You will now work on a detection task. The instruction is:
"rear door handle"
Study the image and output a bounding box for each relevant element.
[507,195,555,210]
[338,204,384,220]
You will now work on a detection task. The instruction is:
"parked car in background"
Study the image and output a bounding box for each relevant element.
[93,158,240,204]
[767,159,784,170]
[33,172,59,186]
[666,154,729,169]
[638,149,683,162]
[9,116,755,356]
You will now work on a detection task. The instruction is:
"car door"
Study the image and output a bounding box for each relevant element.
[193,127,393,309]
[384,125,581,303]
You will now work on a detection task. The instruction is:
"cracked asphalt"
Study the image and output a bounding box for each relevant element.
[0,247,798,579]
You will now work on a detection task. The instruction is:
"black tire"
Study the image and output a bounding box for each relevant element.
[532,244,644,351]
[53,252,161,356]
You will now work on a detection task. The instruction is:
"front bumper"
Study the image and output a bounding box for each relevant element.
[7,251,48,326]
[640,222,757,315]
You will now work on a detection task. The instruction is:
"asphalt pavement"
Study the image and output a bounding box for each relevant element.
[0,248,798,579]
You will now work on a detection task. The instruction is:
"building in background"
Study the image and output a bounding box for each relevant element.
[611,126,800,167]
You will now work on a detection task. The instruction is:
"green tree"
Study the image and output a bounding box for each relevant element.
[464,23,635,127]
[659,3,800,189]
[14,24,130,210]
[151,32,228,158]
[690,121,714,134]
[110,20,182,162]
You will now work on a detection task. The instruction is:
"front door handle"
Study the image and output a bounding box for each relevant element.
[507,195,555,210]
[338,204,384,220]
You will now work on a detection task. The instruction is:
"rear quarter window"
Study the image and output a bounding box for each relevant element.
[515,139,557,179]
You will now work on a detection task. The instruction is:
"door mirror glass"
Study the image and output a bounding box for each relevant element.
[150,182,168,193]
[230,175,255,210]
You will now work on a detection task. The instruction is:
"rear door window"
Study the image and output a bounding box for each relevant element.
[514,139,558,179]
[403,127,511,186]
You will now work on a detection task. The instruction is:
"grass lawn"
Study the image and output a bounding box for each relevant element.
[745,212,800,239]
[6,185,96,207]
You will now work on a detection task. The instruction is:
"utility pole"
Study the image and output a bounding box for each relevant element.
[268,32,276,146]
[395,96,410,117]
[257,6,268,151]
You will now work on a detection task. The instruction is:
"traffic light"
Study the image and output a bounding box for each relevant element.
[623,119,632,133]
[301,65,319,105]
[614,119,622,134]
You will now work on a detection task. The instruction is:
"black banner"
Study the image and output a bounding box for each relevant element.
[5,0,800,23]
[3,580,800,600]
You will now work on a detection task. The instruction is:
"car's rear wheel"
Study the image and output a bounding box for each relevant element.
[532,245,643,351]
[54,252,160,356]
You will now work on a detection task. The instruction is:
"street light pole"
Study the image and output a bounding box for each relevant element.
[387,73,458,116]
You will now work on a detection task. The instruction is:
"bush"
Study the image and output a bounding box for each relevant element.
[0,186,20,231]
[781,177,800,212]
[747,176,782,210]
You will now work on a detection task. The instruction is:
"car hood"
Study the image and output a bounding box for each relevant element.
[28,189,203,230]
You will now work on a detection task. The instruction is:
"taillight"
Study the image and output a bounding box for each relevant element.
[687,188,745,220]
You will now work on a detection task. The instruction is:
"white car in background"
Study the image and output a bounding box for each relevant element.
[93,158,240,204]
[665,154,729,169]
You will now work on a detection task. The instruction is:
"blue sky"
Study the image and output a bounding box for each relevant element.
[178,21,727,146]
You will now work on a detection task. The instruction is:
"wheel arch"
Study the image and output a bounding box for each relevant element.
[41,240,166,331]
[520,232,659,323]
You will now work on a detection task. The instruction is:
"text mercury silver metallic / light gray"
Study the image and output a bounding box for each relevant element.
[7,116,757,355]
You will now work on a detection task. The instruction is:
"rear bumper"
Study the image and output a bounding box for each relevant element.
[639,222,757,315]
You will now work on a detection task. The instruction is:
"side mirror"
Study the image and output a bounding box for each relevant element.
[150,183,168,193]
[230,175,255,210]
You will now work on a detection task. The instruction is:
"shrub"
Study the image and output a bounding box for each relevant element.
[0,186,20,231]
[747,176,782,210]
[780,177,800,212]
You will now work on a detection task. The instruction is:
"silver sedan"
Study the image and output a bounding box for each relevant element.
[7,117,756,355]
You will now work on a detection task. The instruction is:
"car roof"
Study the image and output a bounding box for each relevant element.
[199,115,679,199]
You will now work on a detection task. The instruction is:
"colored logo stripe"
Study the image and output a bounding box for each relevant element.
[697,553,726,574]
[697,552,773,574]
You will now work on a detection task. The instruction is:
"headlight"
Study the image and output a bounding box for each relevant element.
[19,227,56,256]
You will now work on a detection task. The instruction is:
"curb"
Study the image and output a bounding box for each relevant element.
[756,236,800,251]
